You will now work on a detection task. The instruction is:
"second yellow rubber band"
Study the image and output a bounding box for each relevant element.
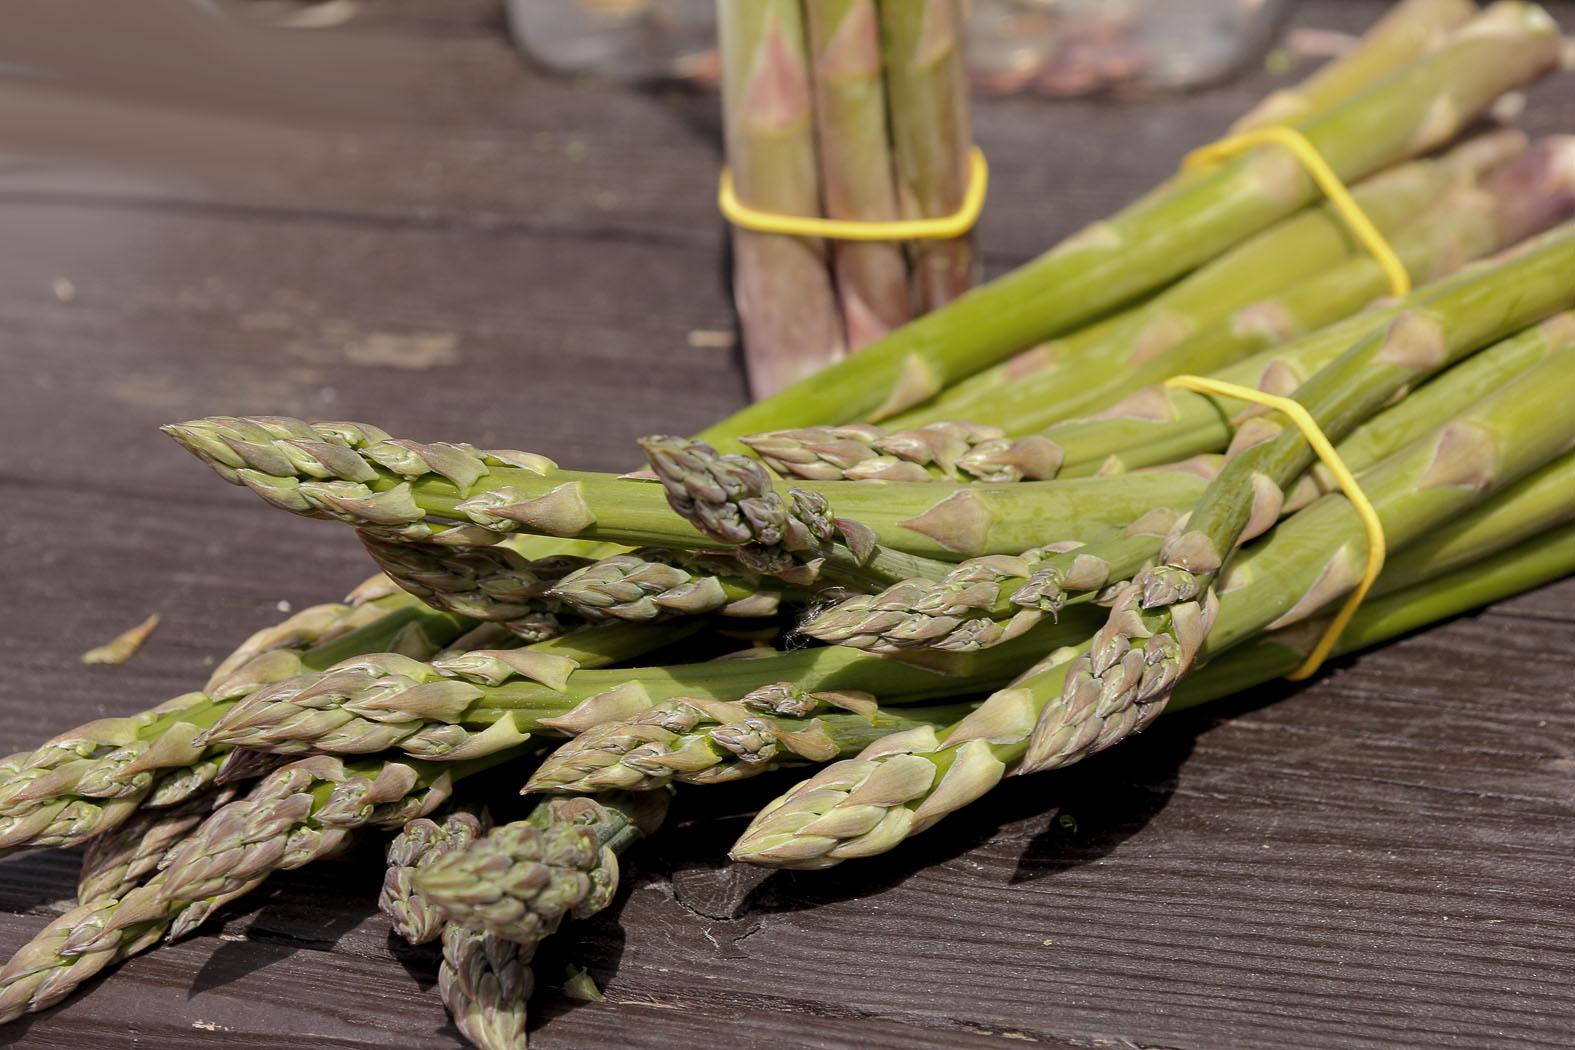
[1163,373,1388,681]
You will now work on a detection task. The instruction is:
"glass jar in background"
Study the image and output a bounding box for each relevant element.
[503,0,1291,95]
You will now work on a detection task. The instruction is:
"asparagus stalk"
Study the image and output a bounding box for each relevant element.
[1231,0,1476,132]
[358,532,591,636]
[899,130,1529,430]
[196,610,1105,762]
[0,749,520,1025]
[0,593,468,855]
[381,804,487,946]
[696,2,1561,444]
[421,794,667,1049]
[719,0,847,397]
[805,0,913,346]
[440,926,529,1050]
[733,492,1575,872]
[417,793,665,944]
[77,788,234,904]
[1186,451,1575,707]
[164,414,1211,561]
[801,311,1575,653]
[900,137,1575,435]
[729,336,1575,868]
[205,574,402,687]
[381,805,539,1050]
[1022,224,1575,775]
[743,419,1063,483]
[547,547,799,623]
[878,0,974,311]
[526,693,976,794]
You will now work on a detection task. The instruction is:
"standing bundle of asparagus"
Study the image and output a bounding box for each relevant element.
[721,0,976,396]
[4,4,1573,1047]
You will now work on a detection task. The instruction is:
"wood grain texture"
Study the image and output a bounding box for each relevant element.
[0,1,1572,1047]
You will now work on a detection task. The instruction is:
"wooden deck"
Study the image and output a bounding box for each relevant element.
[0,2,1572,1046]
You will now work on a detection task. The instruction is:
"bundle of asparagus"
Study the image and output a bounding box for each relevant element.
[721,0,976,396]
[4,4,1573,1047]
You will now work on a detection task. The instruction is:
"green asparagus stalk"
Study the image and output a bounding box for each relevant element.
[0,585,413,805]
[743,419,1063,483]
[898,136,1575,435]
[1231,0,1476,132]
[164,414,1211,561]
[421,793,667,1049]
[719,0,847,397]
[695,2,1561,444]
[547,547,799,623]
[1177,515,1575,706]
[381,804,487,946]
[439,926,529,1050]
[196,609,1105,762]
[1036,253,1548,479]
[0,592,468,855]
[729,335,1575,869]
[357,532,590,636]
[733,489,1575,871]
[525,692,975,793]
[417,793,666,944]
[897,130,1529,431]
[805,0,913,346]
[878,0,974,311]
[77,788,233,904]
[205,574,402,687]
[1021,224,1575,775]
[0,749,521,1025]
[801,311,1575,653]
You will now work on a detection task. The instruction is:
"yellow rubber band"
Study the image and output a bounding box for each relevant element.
[1182,127,1411,299]
[1163,374,1386,681]
[719,147,988,242]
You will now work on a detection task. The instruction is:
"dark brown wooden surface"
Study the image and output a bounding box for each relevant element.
[1,2,1573,1047]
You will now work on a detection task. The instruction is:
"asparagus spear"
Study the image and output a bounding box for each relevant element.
[739,223,1567,488]
[205,574,403,687]
[0,606,672,857]
[801,311,1575,653]
[729,336,1575,868]
[733,491,1575,872]
[902,136,1575,434]
[696,2,1561,444]
[421,794,667,1049]
[416,793,665,944]
[1021,224,1575,775]
[878,0,974,311]
[527,693,975,794]
[164,414,1211,560]
[0,593,468,855]
[1231,0,1476,132]
[719,0,847,397]
[381,804,487,946]
[379,806,535,1050]
[196,610,1105,762]
[805,0,913,346]
[899,130,1529,430]
[743,419,1062,483]
[1162,450,1575,710]
[547,547,798,623]
[357,532,590,635]
[0,749,521,1025]
[440,927,530,1050]
[0,585,413,804]
[77,788,234,904]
